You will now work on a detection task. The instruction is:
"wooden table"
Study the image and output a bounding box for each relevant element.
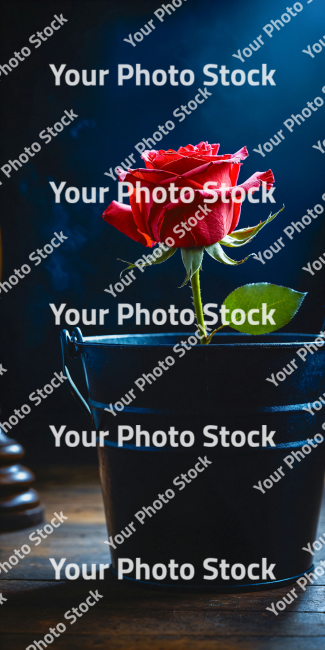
[0,466,324,649]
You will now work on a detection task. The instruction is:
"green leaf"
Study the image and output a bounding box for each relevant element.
[119,246,177,276]
[222,283,306,335]
[219,206,284,248]
[181,247,204,280]
[205,242,252,265]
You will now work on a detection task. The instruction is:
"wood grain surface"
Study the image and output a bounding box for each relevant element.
[0,465,324,650]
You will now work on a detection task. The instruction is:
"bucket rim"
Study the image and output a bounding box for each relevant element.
[67,331,324,349]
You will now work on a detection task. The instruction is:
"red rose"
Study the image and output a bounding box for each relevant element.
[103,142,274,248]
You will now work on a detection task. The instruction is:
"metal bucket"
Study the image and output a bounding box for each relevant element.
[60,329,325,591]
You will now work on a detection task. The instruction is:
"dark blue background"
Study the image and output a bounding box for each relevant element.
[0,0,324,462]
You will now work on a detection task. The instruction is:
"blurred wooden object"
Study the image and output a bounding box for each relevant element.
[0,427,44,531]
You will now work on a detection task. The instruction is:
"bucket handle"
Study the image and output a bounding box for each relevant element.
[60,329,93,421]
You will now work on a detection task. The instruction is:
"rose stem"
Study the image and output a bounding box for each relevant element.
[190,269,208,345]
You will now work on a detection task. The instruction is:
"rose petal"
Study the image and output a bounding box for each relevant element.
[102,201,155,247]
[159,190,230,247]
[159,169,274,247]
[177,142,220,156]
[141,143,247,176]
[141,149,183,170]
[182,158,243,188]
[119,172,158,239]
[228,169,275,233]
[160,155,214,175]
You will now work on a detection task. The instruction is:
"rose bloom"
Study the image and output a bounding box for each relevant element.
[102,142,274,248]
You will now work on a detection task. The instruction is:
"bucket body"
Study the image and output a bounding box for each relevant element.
[61,330,325,590]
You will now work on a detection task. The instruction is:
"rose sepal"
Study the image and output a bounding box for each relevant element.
[219,206,284,248]
[205,242,253,266]
[119,246,177,276]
